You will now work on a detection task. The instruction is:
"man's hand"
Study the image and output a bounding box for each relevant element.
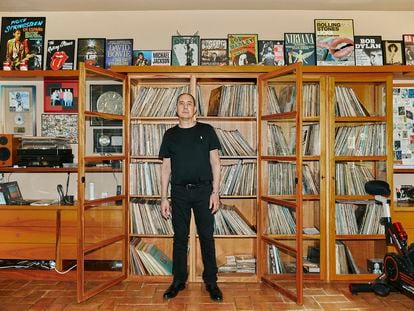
[161,198,171,219]
[209,192,220,214]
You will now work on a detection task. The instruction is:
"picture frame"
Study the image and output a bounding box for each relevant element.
[1,85,36,136]
[133,50,152,66]
[228,34,258,66]
[402,34,414,65]
[354,36,383,66]
[258,40,284,66]
[77,38,106,69]
[383,40,404,65]
[105,38,133,68]
[200,39,228,66]
[151,50,171,66]
[93,128,123,154]
[46,39,75,70]
[89,84,123,126]
[171,35,200,66]
[314,19,355,66]
[284,33,316,65]
[41,113,78,143]
[44,80,78,113]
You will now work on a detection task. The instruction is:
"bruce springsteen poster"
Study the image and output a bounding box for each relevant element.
[1,17,46,70]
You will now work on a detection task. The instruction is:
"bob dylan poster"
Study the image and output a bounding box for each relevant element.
[315,19,355,66]
[1,17,46,70]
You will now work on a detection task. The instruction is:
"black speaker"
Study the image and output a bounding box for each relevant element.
[0,134,20,167]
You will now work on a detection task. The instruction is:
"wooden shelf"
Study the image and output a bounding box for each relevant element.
[0,70,79,78]
[261,112,296,121]
[335,156,387,161]
[0,167,121,173]
[335,116,386,122]
[335,235,385,240]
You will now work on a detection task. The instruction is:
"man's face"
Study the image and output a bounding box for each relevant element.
[176,94,196,119]
[369,50,382,65]
[14,30,21,39]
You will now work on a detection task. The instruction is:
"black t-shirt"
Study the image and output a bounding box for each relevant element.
[159,122,221,184]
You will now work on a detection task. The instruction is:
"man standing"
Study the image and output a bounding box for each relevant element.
[159,93,223,301]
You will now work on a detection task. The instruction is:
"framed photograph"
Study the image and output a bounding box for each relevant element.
[354,36,383,66]
[133,50,152,66]
[46,39,75,70]
[77,38,106,68]
[403,34,414,65]
[44,80,78,113]
[1,85,36,135]
[90,84,123,126]
[200,39,228,66]
[383,40,404,65]
[171,35,200,66]
[93,128,123,154]
[258,40,284,66]
[284,33,316,65]
[151,50,171,66]
[314,19,355,66]
[105,38,133,68]
[41,113,78,143]
[0,17,46,70]
[228,34,258,65]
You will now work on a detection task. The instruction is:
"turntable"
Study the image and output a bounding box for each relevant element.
[17,137,74,167]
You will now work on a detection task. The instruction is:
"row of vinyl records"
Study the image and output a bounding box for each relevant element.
[130,200,255,236]
[335,163,375,196]
[130,161,256,196]
[130,237,256,275]
[268,124,320,156]
[335,202,385,235]
[267,245,320,274]
[129,83,371,118]
[130,123,255,157]
[266,201,384,236]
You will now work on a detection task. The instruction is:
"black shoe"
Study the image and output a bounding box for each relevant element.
[163,281,186,299]
[206,283,223,301]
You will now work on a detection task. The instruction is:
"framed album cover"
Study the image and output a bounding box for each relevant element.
[200,39,228,66]
[171,35,200,66]
[93,128,123,154]
[284,33,316,65]
[105,38,133,68]
[1,85,36,136]
[228,34,258,65]
[133,50,152,66]
[383,40,404,65]
[151,50,171,66]
[77,38,106,68]
[89,84,123,126]
[403,34,414,65]
[0,17,46,71]
[44,80,78,113]
[354,36,383,66]
[41,113,78,144]
[258,40,285,66]
[46,40,75,70]
[314,19,355,66]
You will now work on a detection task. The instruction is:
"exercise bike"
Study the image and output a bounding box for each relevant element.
[349,180,414,298]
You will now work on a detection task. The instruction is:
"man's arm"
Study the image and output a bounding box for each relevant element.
[160,158,171,219]
[209,149,221,213]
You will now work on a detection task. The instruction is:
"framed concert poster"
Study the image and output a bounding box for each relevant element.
[89,84,123,126]
[171,35,200,66]
[228,34,258,66]
[1,85,36,136]
[44,80,78,113]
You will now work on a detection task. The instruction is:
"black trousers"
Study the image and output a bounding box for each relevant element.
[170,183,218,284]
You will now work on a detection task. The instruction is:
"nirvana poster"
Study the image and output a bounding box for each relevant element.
[284,33,316,65]
[46,40,75,70]
[0,17,46,70]
[314,19,355,66]
[171,36,200,66]
[228,34,258,65]
[354,36,383,66]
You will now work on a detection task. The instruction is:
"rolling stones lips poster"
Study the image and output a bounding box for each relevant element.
[315,19,355,66]
[46,40,75,70]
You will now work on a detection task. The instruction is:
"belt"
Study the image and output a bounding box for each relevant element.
[173,180,211,190]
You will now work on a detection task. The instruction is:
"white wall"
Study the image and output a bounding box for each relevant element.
[1,10,413,49]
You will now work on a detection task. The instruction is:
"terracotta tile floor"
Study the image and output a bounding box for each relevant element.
[0,279,413,311]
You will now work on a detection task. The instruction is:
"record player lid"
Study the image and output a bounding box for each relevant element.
[19,136,72,150]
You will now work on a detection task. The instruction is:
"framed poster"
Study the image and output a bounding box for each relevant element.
[0,17,46,70]
[105,38,133,68]
[402,34,414,65]
[171,35,200,66]
[46,39,75,70]
[284,33,316,65]
[228,34,258,65]
[151,50,171,66]
[354,36,383,66]
[41,113,78,143]
[44,80,78,113]
[314,19,355,66]
[200,39,228,66]
[1,85,36,136]
[383,40,404,65]
[258,40,284,66]
[90,84,123,126]
[133,50,152,66]
[77,38,106,68]
[93,128,123,154]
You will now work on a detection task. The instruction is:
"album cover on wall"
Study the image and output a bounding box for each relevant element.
[105,38,133,68]
[171,35,200,66]
[77,38,105,68]
[228,34,258,66]
[354,36,383,66]
[46,40,75,70]
[284,33,316,65]
[258,40,284,66]
[200,39,228,66]
[0,17,46,70]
